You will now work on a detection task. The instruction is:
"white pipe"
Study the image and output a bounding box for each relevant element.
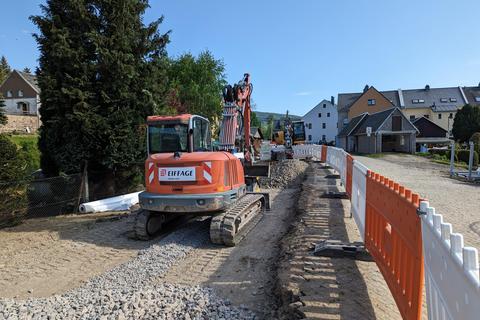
[79,191,142,213]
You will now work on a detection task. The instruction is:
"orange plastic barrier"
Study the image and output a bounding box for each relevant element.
[365,171,424,320]
[321,145,327,162]
[345,154,353,199]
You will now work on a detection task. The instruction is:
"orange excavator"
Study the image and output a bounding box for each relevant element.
[135,74,270,246]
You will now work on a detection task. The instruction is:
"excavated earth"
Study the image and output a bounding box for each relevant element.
[0,160,308,320]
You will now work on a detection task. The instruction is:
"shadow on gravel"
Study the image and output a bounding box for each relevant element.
[277,163,379,320]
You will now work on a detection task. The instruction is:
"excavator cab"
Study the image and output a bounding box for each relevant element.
[147,114,212,154]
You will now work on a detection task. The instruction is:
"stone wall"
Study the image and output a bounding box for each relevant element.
[0,114,41,133]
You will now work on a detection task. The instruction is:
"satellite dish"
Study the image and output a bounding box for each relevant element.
[366,127,372,137]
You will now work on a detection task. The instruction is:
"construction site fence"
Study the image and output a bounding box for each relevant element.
[292,144,480,320]
[0,164,145,228]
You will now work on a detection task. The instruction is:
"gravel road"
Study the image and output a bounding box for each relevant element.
[0,219,255,319]
[355,154,480,250]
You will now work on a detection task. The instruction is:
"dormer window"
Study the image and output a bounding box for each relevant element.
[412,99,425,104]
[475,97,480,102]
[6,90,12,98]
[440,98,448,103]
[450,98,457,102]
[18,90,23,97]
[367,99,376,106]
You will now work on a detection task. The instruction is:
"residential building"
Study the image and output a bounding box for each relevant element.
[337,107,418,154]
[302,97,337,144]
[0,70,41,133]
[412,117,450,150]
[337,85,469,135]
[463,84,480,107]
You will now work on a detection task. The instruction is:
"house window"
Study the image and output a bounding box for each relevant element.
[438,113,442,119]
[6,90,12,98]
[322,135,326,141]
[323,103,326,108]
[322,123,326,129]
[475,97,480,102]
[450,98,457,102]
[440,98,448,103]
[412,99,425,104]
[18,90,24,97]
[318,113,322,117]
[17,102,29,114]
[308,135,312,141]
[392,116,402,131]
[327,112,330,117]
[449,113,453,118]
[367,99,376,106]
[424,114,429,119]
[308,123,312,129]
[409,115,415,121]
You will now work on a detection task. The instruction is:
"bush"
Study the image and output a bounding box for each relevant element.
[0,134,29,227]
[457,149,479,167]
[9,135,40,174]
[428,149,449,157]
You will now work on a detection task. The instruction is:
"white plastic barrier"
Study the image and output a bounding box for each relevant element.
[79,191,142,213]
[420,201,480,320]
[351,160,368,241]
[292,144,322,160]
[326,146,347,186]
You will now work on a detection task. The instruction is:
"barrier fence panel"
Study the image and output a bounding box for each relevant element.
[420,201,480,320]
[345,154,354,199]
[365,170,424,320]
[326,147,347,186]
[321,145,327,162]
[351,160,368,241]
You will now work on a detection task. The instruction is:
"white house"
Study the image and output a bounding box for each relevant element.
[302,97,338,144]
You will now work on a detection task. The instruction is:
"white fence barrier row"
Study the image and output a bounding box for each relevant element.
[351,160,368,241]
[420,201,480,320]
[326,146,347,186]
[292,144,322,160]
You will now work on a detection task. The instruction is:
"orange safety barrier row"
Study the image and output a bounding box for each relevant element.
[321,145,327,163]
[345,154,353,199]
[365,171,424,320]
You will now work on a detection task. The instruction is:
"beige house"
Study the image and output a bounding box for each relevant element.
[0,70,41,133]
[338,85,470,136]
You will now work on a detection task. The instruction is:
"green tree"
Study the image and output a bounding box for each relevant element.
[22,67,32,74]
[31,0,170,183]
[452,105,480,142]
[167,51,226,122]
[0,56,10,84]
[0,94,7,126]
[251,111,261,128]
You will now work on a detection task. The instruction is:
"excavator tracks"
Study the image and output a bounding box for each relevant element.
[210,193,265,246]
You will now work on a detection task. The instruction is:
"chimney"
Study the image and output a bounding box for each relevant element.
[425,84,430,91]
[331,96,335,105]
[363,85,369,93]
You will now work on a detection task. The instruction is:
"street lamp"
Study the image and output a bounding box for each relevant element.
[447,113,453,138]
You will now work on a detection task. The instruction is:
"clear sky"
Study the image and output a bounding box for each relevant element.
[1,0,479,116]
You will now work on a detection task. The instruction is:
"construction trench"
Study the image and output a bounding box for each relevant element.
[0,159,399,320]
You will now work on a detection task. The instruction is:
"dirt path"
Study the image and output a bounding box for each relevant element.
[355,154,480,249]
[276,163,402,320]
[161,188,300,319]
[0,212,154,298]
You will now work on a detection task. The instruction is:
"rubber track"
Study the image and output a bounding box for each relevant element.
[210,194,264,246]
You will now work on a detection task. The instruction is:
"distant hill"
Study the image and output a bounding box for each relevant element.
[254,111,301,124]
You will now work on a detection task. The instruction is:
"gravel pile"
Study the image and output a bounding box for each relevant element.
[259,159,309,189]
[0,221,255,320]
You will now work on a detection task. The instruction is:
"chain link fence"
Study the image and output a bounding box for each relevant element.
[0,163,146,229]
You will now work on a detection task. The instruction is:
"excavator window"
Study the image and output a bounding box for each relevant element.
[192,118,212,152]
[148,124,188,153]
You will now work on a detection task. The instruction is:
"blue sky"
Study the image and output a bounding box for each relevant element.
[1,0,479,116]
